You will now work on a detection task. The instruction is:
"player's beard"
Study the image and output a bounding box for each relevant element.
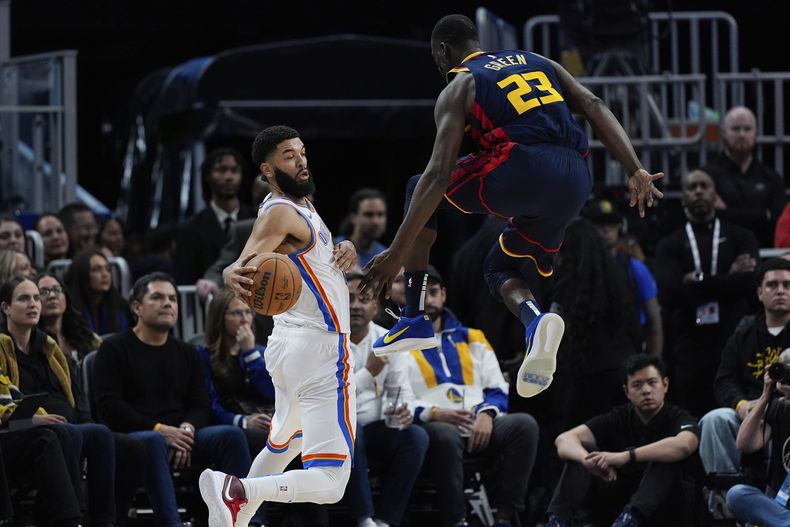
[275,167,315,199]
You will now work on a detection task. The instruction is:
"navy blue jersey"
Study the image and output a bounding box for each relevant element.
[449,51,588,154]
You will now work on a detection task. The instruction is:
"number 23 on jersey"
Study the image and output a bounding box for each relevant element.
[497,71,564,114]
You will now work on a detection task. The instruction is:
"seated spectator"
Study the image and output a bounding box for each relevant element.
[547,217,640,426]
[65,250,133,336]
[654,169,759,417]
[0,250,35,285]
[94,272,251,527]
[726,358,790,526]
[195,287,275,454]
[35,212,70,264]
[335,188,388,269]
[98,216,126,258]
[703,106,786,247]
[174,148,256,285]
[345,273,429,527]
[0,215,25,254]
[699,257,790,475]
[583,199,663,356]
[37,272,101,362]
[0,275,117,526]
[405,266,538,527]
[58,203,98,254]
[547,354,699,527]
[128,222,176,281]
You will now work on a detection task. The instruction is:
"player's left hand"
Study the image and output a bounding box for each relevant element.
[628,168,664,218]
[359,248,403,300]
[333,240,358,272]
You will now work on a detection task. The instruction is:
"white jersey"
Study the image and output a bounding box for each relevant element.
[259,194,350,334]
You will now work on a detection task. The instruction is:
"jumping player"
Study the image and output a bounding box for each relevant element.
[199,125,358,527]
[360,15,663,398]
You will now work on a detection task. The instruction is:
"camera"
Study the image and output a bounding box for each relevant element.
[768,362,790,383]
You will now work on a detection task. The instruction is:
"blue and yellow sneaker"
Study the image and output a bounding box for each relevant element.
[372,311,437,356]
[516,313,565,398]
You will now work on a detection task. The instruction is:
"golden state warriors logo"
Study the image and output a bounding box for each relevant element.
[446,387,464,403]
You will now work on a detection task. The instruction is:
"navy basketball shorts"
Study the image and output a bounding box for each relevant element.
[405,142,592,298]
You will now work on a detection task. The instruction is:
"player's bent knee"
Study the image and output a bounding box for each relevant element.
[306,464,350,504]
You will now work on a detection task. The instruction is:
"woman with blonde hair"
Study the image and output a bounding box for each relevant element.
[196,287,274,454]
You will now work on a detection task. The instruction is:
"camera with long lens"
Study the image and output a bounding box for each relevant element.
[768,362,790,383]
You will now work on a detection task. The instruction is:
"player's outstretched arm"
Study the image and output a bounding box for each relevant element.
[359,76,469,298]
[550,59,664,217]
[223,205,301,297]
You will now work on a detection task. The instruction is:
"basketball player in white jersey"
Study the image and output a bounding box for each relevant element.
[199,125,358,527]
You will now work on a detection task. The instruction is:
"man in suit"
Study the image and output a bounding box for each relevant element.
[174,148,257,285]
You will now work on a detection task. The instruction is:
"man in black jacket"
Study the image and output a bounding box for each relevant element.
[699,258,790,474]
[94,272,251,527]
[654,169,759,417]
[174,148,256,285]
[702,106,786,247]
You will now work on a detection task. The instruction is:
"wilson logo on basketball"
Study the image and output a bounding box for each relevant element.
[252,271,272,310]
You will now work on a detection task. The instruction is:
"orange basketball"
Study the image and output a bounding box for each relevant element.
[246,253,302,316]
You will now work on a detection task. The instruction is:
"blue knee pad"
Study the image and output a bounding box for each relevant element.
[483,243,522,301]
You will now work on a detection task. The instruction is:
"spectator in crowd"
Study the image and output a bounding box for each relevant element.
[702,106,786,247]
[58,203,98,254]
[65,250,133,336]
[336,188,388,269]
[548,217,640,426]
[34,271,146,524]
[94,272,251,527]
[174,148,256,285]
[373,266,405,330]
[654,169,759,417]
[37,272,101,363]
[0,275,117,526]
[0,215,26,254]
[195,287,275,453]
[98,216,126,258]
[699,258,790,475]
[344,273,429,527]
[547,354,699,527]
[405,266,538,527]
[726,358,790,526]
[583,199,663,356]
[0,250,34,285]
[35,213,70,264]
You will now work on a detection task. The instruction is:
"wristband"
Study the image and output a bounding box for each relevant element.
[628,447,637,464]
[735,399,748,414]
[153,423,162,431]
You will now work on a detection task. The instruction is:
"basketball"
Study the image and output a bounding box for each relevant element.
[245,252,302,316]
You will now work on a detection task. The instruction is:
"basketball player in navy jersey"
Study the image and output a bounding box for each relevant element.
[361,14,663,398]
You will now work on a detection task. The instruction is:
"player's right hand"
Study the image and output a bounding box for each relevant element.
[359,248,403,300]
[223,251,258,298]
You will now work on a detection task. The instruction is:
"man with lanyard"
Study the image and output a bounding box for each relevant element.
[654,169,758,417]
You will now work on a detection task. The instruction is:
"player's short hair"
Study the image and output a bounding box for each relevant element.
[348,188,387,213]
[622,353,666,384]
[431,14,479,48]
[251,125,300,167]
